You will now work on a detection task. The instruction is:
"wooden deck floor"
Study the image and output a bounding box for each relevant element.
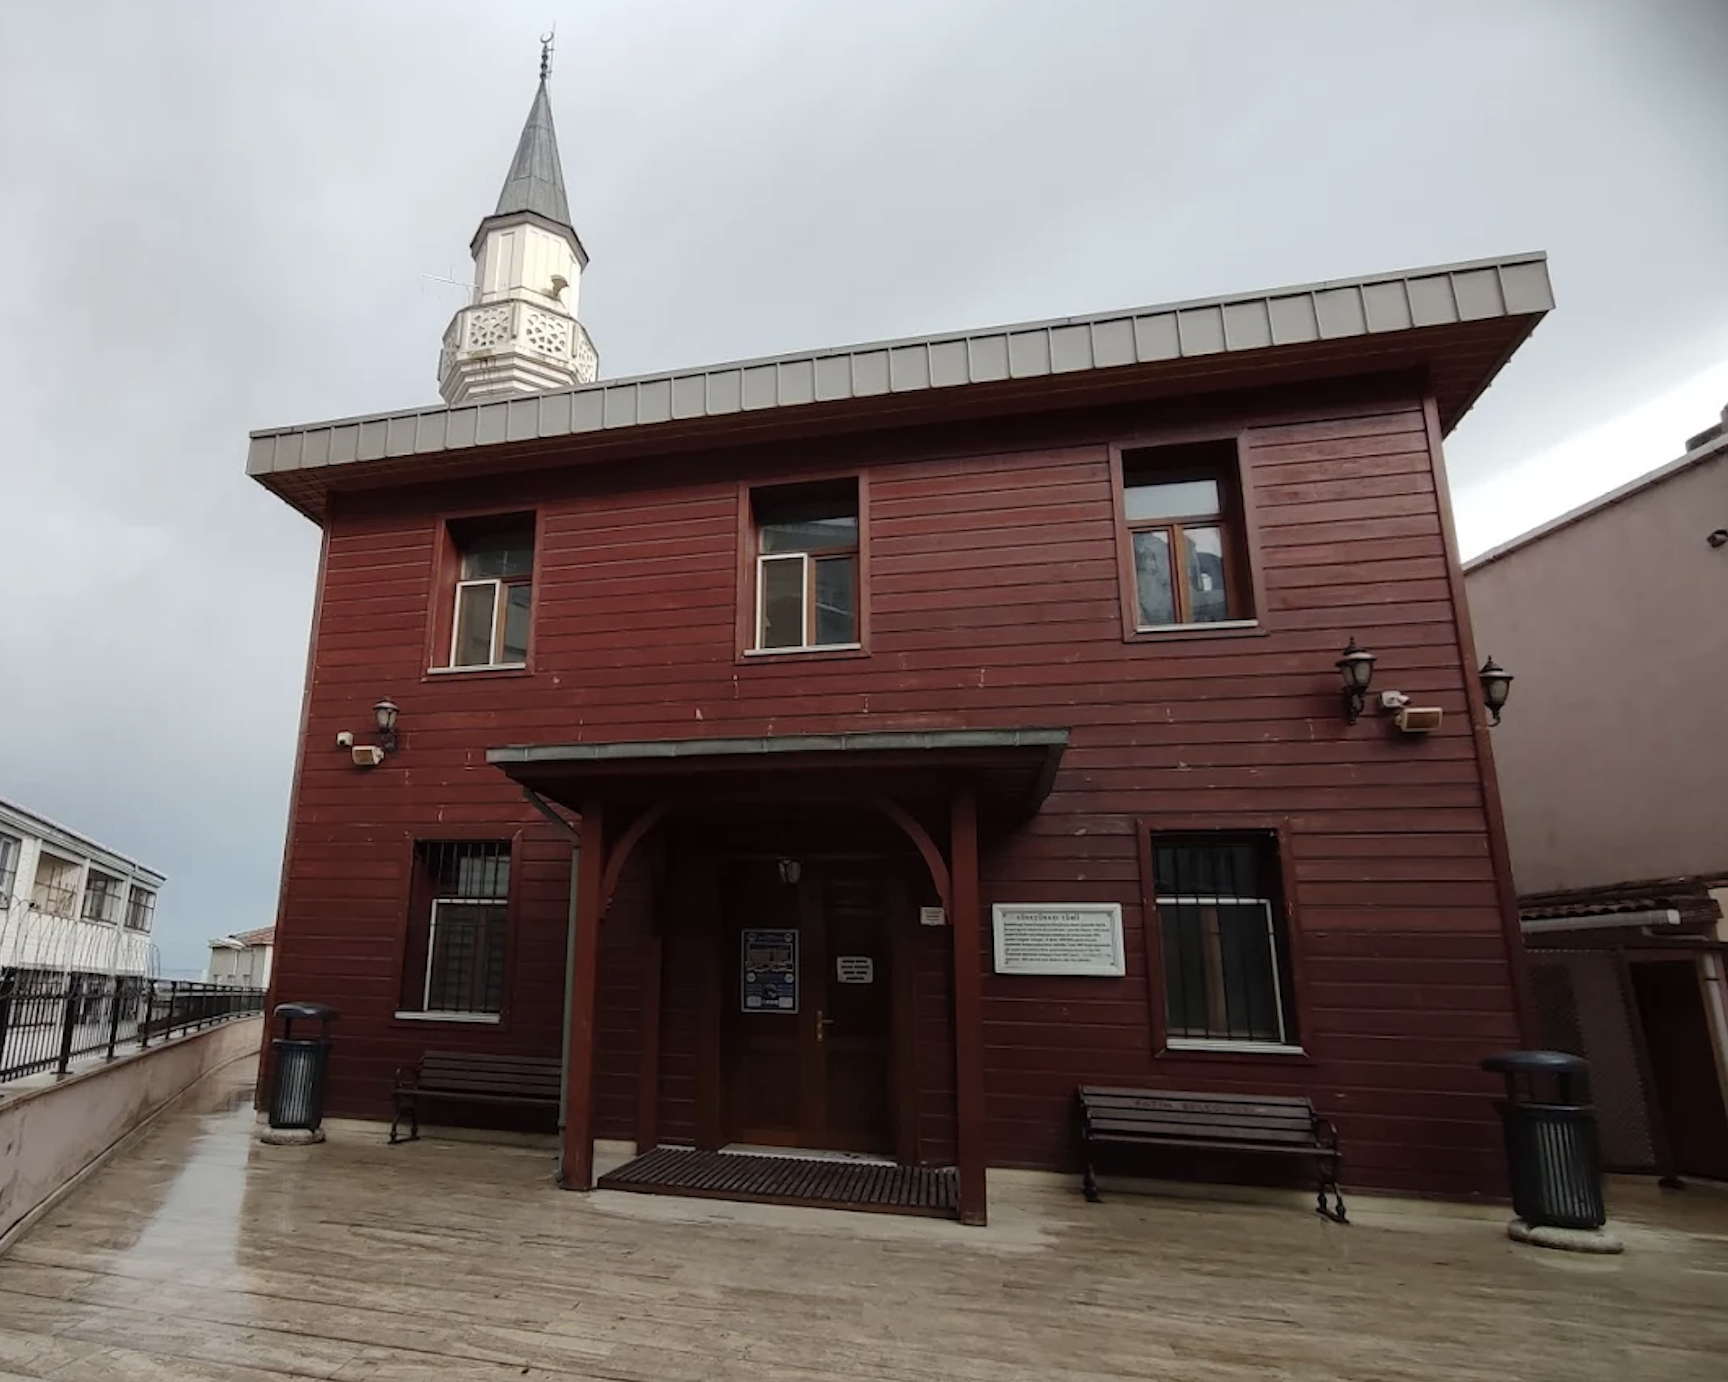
[598,1146,959,1217]
[2,1055,1727,1380]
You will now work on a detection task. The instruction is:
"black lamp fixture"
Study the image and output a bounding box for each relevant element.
[373,698,400,753]
[1336,639,1377,724]
[1477,657,1514,727]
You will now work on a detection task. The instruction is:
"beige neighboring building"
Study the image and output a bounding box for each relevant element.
[207,926,275,989]
[1467,402,1728,1183]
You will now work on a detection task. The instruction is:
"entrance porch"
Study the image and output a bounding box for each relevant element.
[487,728,1070,1226]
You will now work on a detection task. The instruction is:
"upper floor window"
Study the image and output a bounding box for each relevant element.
[31,852,80,918]
[0,834,18,902]
[1150,831,1296,1051]
[82,869,124,925]
[447,515,534,669]
[1121,441,1253,631]
[751,481,860,652]
[125,885,157,933]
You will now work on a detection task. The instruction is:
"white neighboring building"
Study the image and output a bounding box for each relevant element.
[0,798,160,979]
[206,926,273,989]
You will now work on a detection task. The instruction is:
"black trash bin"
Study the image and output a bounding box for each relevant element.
[269,1002,338,1132]
[1481,1050,1606,1230]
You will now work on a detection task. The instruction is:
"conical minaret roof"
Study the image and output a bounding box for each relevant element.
[493,76,572,227]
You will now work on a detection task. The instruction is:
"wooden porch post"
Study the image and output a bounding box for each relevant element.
[635,848,665,1154]
[560,796,605,1190]
[950,787,988,1226]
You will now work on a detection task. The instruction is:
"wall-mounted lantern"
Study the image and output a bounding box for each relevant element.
[1336,640,1377,724]
[1478,658,1514,727]
[373,698,400,754]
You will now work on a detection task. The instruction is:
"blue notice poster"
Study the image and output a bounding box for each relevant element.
[741,929,798,1013]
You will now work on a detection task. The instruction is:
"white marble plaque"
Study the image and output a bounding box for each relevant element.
[991,903,1125,976]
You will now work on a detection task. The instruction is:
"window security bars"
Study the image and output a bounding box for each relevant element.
[1152,834,1295,1048]
[418,841,510,1016]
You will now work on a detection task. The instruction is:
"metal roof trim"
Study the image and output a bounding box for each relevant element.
[485,727,1071,767]
[248,252,1551,481]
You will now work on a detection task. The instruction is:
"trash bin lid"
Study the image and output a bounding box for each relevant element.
[1481,1049,1586,1075]
[275,1001,339,1022]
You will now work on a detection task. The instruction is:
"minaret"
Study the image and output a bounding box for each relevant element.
[438,38,598,403]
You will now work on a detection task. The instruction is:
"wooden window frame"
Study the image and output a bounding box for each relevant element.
[425,507,543,678]
[391,829,524,1028]
[0,833,18,901]
[1110,432,1267,643]
[736,472,871,662]
[1135,816,1310,1063]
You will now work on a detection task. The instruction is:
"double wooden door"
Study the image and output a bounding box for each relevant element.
[720,859,894,1153]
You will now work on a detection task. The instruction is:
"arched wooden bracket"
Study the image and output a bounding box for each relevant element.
[599,802,671,920]
[873,796,951,918]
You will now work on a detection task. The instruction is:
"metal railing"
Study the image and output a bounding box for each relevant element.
[0,971,265,1086]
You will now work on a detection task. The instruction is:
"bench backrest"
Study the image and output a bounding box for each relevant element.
[1079,1086,1317,1146]
[419,1050,563,1099]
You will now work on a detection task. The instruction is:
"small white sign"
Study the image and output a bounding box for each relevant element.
[992,904,1125,977]
[919,906,946,927]
[836,956,875,984]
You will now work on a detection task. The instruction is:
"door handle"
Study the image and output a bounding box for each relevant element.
[816,1009,835,1042]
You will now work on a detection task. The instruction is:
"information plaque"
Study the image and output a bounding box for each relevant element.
[991,904,1125,976]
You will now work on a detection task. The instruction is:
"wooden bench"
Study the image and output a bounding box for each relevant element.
[390,1051,562,1144]
[1076,1086,1346,1223]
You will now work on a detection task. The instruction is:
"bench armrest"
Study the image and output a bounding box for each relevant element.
[1313,1114,1341,1152]
[393,1065,421,1092]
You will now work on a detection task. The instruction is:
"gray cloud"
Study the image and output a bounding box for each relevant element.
[1,0,1723,970]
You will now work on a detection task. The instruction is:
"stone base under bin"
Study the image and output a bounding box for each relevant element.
[259,1127,326,1147]
[1507,1217,1623,1254]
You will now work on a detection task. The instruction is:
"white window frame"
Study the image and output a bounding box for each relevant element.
[448,578,528,670]
[421,897,506,1020]
[0,833,19,901]
[1155,892,1294,1050]
[752,551,864,654]
[755,551,808,651]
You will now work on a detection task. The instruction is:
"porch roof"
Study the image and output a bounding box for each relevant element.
[487,727,1069,820]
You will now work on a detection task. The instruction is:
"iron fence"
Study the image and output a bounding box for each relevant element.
[0,970,265,1086]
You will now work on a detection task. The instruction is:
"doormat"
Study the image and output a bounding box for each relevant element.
[597,1146,959,1218]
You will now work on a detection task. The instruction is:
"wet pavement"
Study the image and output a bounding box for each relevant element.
[1,1055,1727,1379]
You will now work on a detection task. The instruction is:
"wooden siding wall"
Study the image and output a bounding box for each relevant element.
[270,377,1521,1197]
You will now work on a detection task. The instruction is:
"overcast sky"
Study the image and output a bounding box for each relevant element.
[1,0,1724,972]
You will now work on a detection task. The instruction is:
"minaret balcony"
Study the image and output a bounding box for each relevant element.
[439,297,599,399]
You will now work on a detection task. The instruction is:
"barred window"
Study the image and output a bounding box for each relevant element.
[407,841,511,1017]
[1152,832,1297,1049]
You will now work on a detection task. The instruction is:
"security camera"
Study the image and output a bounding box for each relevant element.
[335,731,355,748]
[351,745,386,768]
